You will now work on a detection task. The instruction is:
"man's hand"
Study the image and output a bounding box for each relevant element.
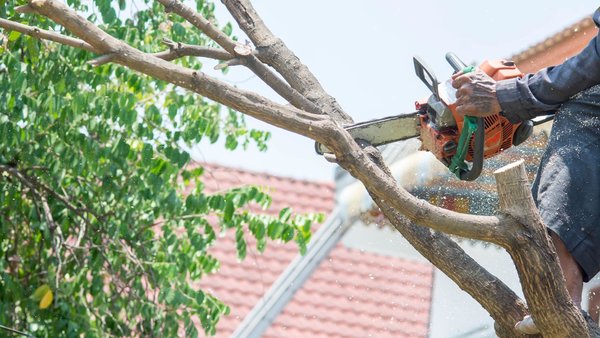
[451,69,502,117]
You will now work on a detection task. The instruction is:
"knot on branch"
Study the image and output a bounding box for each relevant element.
[162,37,183,56]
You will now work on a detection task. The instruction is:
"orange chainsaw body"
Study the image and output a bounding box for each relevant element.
[416,59,524,164]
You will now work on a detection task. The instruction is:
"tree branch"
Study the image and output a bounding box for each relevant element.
[0,164,95,229]
[0,20,228,65]
[222,0,353,124]
[158,0,238,53]
[0,18,96,52]
[19,0,522,266]
[158,37,232,61]
[155,0,325,115]
[21,0,331,142]
[494,161,589,337]
[327,138,515,244]
[360,145,530,337]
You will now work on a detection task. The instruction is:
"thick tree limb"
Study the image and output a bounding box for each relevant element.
[494,161,589,337]
[222,0,353,124]
[361,146,531,337]
[156,0,324,115]
[324,135,515,244]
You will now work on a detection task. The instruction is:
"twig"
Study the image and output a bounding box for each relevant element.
[0,18,97,52]
[0,165,97,231]
[0,324,34,337]
[159,37,233,61]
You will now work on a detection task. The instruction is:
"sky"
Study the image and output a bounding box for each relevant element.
[191,1,599,182]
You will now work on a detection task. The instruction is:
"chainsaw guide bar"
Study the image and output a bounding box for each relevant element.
[314,113,420,155]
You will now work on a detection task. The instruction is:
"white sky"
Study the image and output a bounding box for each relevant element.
[191,1,599,182]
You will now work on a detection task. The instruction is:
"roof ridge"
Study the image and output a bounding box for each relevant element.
[511,15,595,62]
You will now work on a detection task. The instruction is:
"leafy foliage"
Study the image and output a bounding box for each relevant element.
[0,1,320,336]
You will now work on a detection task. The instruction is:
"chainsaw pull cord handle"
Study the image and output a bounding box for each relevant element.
[446,62,485,181]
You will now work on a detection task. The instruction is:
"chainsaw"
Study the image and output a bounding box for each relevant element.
[316,53,552,181]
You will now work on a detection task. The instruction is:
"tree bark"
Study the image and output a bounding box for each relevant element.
[494,161,589,337]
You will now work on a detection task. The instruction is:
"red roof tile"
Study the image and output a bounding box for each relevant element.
[189,162,433,337]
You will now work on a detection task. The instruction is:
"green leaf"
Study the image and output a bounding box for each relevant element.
[168,104,178,121]
[223,199,234,222]
[281,226,295,242]
[235,225,246,260]
[279,207,292,222]
[222,22,233,36]
[267,221,284,240]
[141,143,153,165]
[8,30,21,42]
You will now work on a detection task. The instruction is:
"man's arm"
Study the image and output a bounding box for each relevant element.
[453,8,600,123]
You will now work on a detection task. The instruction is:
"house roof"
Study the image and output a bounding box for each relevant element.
[511,16,594,62]
[509,14,597,72]
[192,162,434,337]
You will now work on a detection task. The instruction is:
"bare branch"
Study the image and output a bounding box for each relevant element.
[0,18,97,52]
[23,0,331,141]
[159,37,233,61]
[15,4,36,14]
[382,204,530,335]
[91,39,236,67]
[213,58,243,70]
[156,0,325,115]
[157,0,238,54]
[88,53,116,66]
[222,0,353,124]
[39,195,57,232]
[0,19,230,66]
[5,1,325,116]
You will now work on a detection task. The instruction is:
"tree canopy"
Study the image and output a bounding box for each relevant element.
[0,1,320,336]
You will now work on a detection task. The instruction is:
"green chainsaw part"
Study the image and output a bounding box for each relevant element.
[448,115,478,177]
[448,65,477,179]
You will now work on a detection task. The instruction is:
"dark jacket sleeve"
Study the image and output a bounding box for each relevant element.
[496,8,600,124]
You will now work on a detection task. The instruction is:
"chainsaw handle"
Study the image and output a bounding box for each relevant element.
[445,52,468,73]
[458,117,484,181]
